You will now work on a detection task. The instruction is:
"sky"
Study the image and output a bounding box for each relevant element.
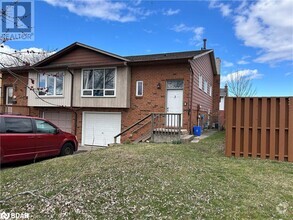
[1,0,293,96]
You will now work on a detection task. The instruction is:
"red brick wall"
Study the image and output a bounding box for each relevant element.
[122,63,191,131]
[0,71,39,116]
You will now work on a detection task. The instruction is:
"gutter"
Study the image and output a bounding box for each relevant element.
[66,67,77,136]
[188,60,195,134]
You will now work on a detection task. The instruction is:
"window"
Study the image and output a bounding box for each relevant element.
[166,80,184,89]
[209,85,212,96]
[136,81,143,96]
[199,75,203,90]
[36,119,57,134]
[38,73,64,96]
[204,80,208,93]
[82,68,115,97]
[6,87,13,105]
[4,117,33,133]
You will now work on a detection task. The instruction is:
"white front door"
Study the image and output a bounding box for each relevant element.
[6,87,13,113]
[166,89,183,127]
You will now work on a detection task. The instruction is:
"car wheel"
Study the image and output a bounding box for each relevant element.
[60,143,74,156]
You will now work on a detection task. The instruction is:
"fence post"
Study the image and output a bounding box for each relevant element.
[151,113,154,142]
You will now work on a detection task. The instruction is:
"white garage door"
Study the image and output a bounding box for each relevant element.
[82,112,121,146]
[43,111,72,133]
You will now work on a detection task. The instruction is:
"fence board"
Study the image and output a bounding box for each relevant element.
[261,98,267,159]
[279,98,285,161]
[235,98,241,157]
[251,98,258,158]
[243,98,250,158]
[270,98,276,160]
[225,98,233,156]
[225,97,292,162]
[288,98,293,162]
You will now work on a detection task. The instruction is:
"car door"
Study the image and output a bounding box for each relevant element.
[34,119,64,158]
[1,117,36,163]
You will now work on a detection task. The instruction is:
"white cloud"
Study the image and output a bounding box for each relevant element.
[285,72,292,77]
[44,0,153,22]
[209,0,232,17]
[237,60,249,65]
[0,44,54,67]
[221,69,263,84]
[171,24,204,46]
[210,0,293,64]
[234,0,293,63]
[163,8,180,16]
[222,60,234,67]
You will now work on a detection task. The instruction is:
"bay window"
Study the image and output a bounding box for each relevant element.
[82,68,116,97]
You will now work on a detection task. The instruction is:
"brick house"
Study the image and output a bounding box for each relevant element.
[0,42,220,146]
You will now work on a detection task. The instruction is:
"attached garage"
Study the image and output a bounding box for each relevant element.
[43,111,72,133]
[82,112,121,146]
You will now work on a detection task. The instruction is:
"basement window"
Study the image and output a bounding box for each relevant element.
[136,81,143,96]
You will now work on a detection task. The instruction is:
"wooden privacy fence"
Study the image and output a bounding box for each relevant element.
[225,97,293,162]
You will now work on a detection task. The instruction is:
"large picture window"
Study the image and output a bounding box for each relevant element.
[82,68,116,97]
[38,73,64,96]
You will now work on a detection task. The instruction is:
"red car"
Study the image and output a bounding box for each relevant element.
[0,114,78,164]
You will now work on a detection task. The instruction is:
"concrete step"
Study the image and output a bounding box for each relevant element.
[180,134,194,143]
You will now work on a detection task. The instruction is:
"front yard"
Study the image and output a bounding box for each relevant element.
[0,132,292,219]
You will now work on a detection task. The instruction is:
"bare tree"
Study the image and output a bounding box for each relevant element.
[226,71,257,97]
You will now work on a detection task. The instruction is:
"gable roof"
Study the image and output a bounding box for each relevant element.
[34,42,129,67]
[125,50,211,62]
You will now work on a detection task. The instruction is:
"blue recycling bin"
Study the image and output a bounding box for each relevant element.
[193,126,201,136]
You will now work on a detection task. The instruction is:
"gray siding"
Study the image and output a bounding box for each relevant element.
[72,66,130,108]
[27,71,72,107]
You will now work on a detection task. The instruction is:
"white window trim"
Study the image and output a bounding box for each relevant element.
[6,87,13,105]
[81,67,117,97]
[209,85,212,96]
[38,72,64,97]
[204,80,208,93]
[199,74,203,90]
[136,81,143,96]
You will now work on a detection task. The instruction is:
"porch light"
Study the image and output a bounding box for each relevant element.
[157,82,161,89]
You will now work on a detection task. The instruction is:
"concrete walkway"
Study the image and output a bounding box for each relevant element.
[191,129,218,143]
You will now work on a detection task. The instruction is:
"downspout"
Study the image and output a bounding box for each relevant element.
[188,60,195,134]
[66,67,77,136]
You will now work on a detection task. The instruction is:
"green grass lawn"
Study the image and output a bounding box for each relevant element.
[0,132,292,219]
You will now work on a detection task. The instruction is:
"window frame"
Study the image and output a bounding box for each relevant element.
[199,74,203,90]
[38,72,64,97]
[81,67,117,97]
[136,81,143,96]
[204,80,208,93]
[6,87,13,105]
[209,85,212,96]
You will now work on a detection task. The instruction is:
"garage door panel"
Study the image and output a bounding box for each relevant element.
[83,112,121,146]
[43,111,72,133]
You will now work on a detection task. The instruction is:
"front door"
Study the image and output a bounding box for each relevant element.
[166,89,183,127]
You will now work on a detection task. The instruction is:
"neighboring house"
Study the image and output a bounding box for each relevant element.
[0,42,220,146]
[218,85,228,129]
